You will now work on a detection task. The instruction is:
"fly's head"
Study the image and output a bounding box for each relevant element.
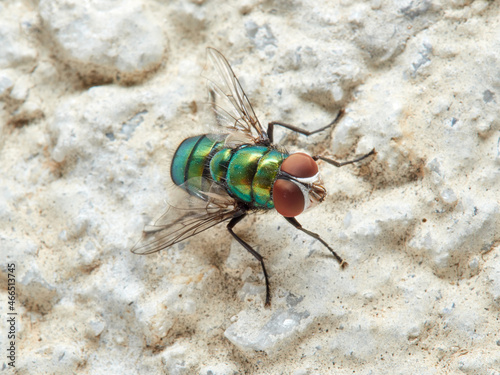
[272,152,327,218]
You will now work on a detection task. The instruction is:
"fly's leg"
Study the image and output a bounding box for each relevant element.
[227,213,272,307]
[267,109,345,144]
[314,149,376,168]
[284,217,348,269]
[268,109,376,164]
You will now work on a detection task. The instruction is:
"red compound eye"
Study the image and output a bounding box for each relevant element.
[281,153,318,178]
[273,179,305,217]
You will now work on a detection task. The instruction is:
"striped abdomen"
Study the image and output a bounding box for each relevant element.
[170,134,225,196]
[170,134,288,209]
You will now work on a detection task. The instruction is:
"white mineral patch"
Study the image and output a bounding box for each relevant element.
[225,308,311,353]
[39,0,167,82]
[1,0,499,374]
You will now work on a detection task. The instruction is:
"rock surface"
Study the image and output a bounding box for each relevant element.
[1,0,499,374]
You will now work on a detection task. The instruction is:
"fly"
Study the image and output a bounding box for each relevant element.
[131,48,375,306]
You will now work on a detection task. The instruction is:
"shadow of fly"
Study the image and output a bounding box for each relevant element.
[131,48,375,306]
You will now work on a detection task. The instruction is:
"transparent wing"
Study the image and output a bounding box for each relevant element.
[131,184,240,255]
[204,47,269,144]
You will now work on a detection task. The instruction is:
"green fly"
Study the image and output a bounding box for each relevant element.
[131,48,375,306]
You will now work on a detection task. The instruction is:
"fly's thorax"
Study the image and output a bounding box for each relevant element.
[226,146,267,205]
[272,152,326,218]
[209,144,287,209]
[252,149,286,208]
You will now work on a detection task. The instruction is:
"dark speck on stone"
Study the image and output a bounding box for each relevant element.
[483,90,495,103]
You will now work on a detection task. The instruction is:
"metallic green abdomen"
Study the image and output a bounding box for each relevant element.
[172,134,287,209]
[171,135,223,196]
